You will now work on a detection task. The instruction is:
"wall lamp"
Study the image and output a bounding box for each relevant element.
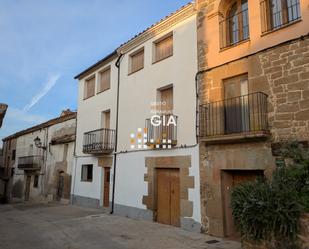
[34,136,47,150]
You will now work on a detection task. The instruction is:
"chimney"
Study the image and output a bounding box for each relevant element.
[60,109,73,117]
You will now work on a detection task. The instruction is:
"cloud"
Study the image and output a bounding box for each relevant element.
[23,74,60,112]
[7,107,47,124]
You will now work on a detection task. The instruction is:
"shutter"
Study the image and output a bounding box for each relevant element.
[99,68,111,92]
[155,35,173,62]
[130,49,144,73]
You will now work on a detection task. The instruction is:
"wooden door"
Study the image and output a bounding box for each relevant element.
[160,87,173,114]
[224,75,249,134]
[57,173,64,201]
[156,168,180,227]
[104,111,110,129]
[222,170,263,239]
[24,175,31,201]
[103,167,110,207]
[101,111,110,148]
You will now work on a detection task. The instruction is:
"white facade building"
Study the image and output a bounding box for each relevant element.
[72,3,201,231]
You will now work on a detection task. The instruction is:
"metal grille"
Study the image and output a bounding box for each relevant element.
[199,92,268,137]
[219,9,249,49]
[83,128,116,154]
[260,0,301,33]
[145,114,178,147]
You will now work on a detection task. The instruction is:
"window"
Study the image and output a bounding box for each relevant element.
[220,0,249,49]
[81,164,93,182]
[154,33,173,62]
[98,67,111,93]
[129,48,144,74]
[260,0,301,33]
[33,175,39,188]
[12,150,16,161]
[84,76,95,99]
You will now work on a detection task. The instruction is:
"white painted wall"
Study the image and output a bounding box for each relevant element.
[117,15,198,151]
[72,156,102,200]
[73,14,200,224]
[113,146,201,223]
[75,58,118,157]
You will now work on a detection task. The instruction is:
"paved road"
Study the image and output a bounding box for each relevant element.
[0,203,241,249]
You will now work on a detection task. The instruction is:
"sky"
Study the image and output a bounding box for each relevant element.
[0,0,191,141]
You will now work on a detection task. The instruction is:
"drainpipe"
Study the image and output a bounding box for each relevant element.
[195,70,206,144]
[110,53,123,214]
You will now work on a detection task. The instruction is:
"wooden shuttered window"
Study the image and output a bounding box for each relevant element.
[130,48,144,74]
[154,34,173,62]
[84,76,95,99]
[98,67,111,93]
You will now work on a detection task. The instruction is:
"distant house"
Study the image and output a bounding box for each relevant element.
[1,110,76,203]
[0,104,8,128]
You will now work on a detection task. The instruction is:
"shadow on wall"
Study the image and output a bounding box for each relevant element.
[12,180,23,198]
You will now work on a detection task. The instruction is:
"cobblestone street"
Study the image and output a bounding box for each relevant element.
[0,203,241,249]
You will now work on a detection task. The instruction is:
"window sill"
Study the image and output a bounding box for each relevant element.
[152,54,173,65]
[200,130,270,145]
[83,95,95,101]
[96,88,110,95]
[219,38,250,52]
[261,18,302,37]
[128,67,144,76]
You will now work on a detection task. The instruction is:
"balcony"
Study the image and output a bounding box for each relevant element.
[219,8,249,49]
[145,114,178,148]
[260,0,301,34]
[199,92,269,144]
[18,156,43,170]
[83,128,116,154]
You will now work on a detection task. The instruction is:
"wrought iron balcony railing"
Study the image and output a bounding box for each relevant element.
[145,114,178,148]
[260,0,301,33]
[219,8,249,49]
[199,92,268,138]
[83,128,116,154]
[18,156,43,170]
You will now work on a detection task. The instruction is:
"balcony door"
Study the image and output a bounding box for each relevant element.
[160,86,173,114]
[224,74,249,134]
[158,86,173,144]
[101,110,110,149]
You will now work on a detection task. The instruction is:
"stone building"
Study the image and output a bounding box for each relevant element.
[1,110,76,203]
[0,103,8,128]
[196,0,309,239]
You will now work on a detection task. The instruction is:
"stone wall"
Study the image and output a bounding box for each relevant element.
[198,36,309,142]
[251,37,309,141]
[197,31,309,238]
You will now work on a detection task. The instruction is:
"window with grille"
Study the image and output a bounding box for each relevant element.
[219,0,249,49]
[260,0,301,33]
